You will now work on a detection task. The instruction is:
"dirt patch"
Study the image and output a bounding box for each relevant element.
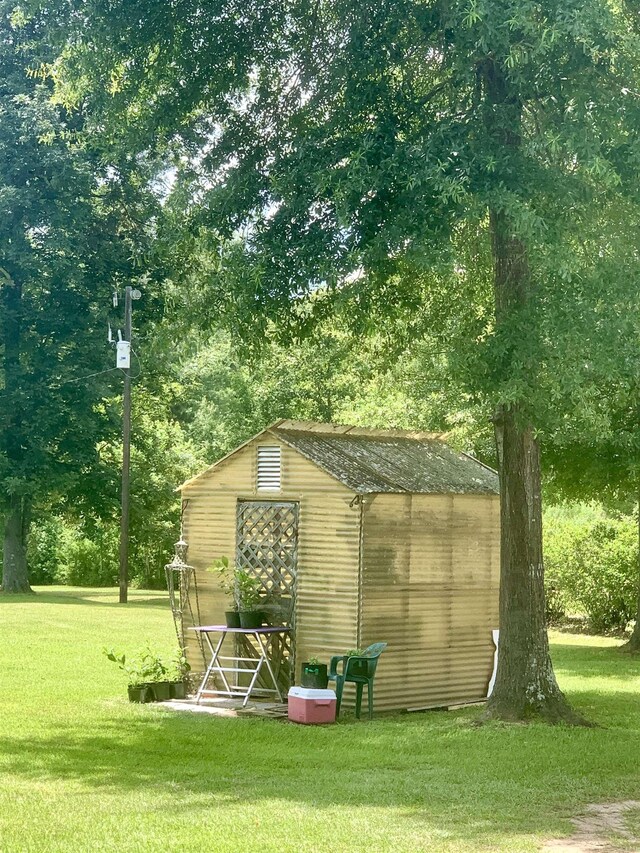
[544,801,640,852]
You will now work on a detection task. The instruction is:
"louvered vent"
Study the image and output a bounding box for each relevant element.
[257,446,281,491]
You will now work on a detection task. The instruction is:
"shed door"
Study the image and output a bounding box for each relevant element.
[235,500,299,690]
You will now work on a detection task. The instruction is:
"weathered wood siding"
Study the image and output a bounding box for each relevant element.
[181,436,360,680]
[360,493,500,711]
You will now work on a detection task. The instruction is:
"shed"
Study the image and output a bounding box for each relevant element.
[179,420,500,712]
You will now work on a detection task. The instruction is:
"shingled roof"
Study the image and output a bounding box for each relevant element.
[180,420,499,495]
[271,421,499,495]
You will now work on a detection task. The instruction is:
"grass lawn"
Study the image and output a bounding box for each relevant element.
[1,587,639,853]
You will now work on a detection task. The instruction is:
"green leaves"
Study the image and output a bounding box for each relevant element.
[11,0,640,589]
[103,645,186,686]
[0,5,164,588]
[208,555,235,599]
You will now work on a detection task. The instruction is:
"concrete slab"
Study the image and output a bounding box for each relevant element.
[156,698,288,719]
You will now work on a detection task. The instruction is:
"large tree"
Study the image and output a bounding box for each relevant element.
[0,4,156,592]
[56,0,640,720]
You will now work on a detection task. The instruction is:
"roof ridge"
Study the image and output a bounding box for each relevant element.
[275,419,447,441]
[179,420,499,496]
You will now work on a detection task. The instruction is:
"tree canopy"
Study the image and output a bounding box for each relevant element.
[0,2,159,591]
[6,0,640,720]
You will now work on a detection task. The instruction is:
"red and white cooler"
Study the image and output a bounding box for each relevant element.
[287,686,337,725]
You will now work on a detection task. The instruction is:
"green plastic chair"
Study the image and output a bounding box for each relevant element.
[327,642,387,720]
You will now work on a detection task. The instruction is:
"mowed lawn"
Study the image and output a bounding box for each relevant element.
[1,589,639,853]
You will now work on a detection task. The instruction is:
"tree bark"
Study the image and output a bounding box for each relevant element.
[1,272,33,594]
[620,490,640,653]
[486,404,581,720]
[481,61,586,723]
[2,494,32,594]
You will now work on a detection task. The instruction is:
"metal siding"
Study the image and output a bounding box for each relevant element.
[181,437,360,679]
[359,492,500,712]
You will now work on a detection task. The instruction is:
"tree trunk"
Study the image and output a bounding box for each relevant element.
[480,61,586,722]
[486,405,580,720]
[1,272,33,594]
[1,494,32,594]
[620,492,640,653]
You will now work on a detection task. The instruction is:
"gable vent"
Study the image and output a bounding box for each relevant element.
[257,446,281,491]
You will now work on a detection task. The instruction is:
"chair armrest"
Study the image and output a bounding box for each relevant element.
[328,655,347,679]
[343,656,360,679]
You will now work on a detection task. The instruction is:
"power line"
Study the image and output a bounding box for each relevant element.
[49,367,120,388]
[128,348,143,380]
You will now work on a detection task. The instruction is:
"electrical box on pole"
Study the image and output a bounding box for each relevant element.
[116,340,131,369]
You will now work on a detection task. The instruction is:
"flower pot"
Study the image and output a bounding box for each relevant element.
[225,610,241,628]
[151,681,172,701]
[239,610,263,629]
[170,681,186,700]
[301,663,328,690]
[128,684,153,703]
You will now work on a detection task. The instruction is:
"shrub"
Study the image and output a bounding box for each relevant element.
[544,515,638,633]
[59,525,119,587]
[27,516,65,584]
[26,513,171,589]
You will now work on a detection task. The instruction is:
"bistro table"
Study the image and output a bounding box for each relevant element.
[189,625,291,707]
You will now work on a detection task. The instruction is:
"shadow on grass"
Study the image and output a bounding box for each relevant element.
[2,687,640,846]
[0,588,169,610]
[1,597,639,849]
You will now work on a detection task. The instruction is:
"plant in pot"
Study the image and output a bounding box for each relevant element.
[104,648,155,703]
[146,650,173,700]
[131,647,173,701]
[236,570,263,629]
[166,649,191,700]
[301,655,328,689]
[208,556,240,628]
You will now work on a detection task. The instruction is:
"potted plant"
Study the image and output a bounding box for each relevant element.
[208,556,240,628]
[143,649,172,700]
[236,569,263,629]
[166,649,190,700]
[104,648,154,703]
[105,646,179,702]
[301,655,328,689]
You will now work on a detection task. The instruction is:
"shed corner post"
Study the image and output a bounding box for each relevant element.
[356,493,367,651]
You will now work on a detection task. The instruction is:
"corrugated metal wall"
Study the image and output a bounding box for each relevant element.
[181,436,360,682]
[360,493,500,711]
[181,438,499,713]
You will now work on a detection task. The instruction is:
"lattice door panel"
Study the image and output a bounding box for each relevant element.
[236,501,298,690]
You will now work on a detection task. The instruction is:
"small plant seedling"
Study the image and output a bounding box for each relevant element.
[103,646,178,686]
[208,556,236,603]
[207,557,261,611]
[235,569,261,611]
[166,648,191,681]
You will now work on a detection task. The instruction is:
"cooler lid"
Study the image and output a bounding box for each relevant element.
[288,686,336,700]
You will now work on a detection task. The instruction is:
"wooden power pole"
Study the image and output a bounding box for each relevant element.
[119,286,133,604]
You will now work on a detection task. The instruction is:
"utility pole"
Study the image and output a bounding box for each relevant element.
[119,286,132,603]
[117,286,141,604]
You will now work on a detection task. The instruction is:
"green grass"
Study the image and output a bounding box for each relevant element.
[623,808,640,846]
[1,587,639,852]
